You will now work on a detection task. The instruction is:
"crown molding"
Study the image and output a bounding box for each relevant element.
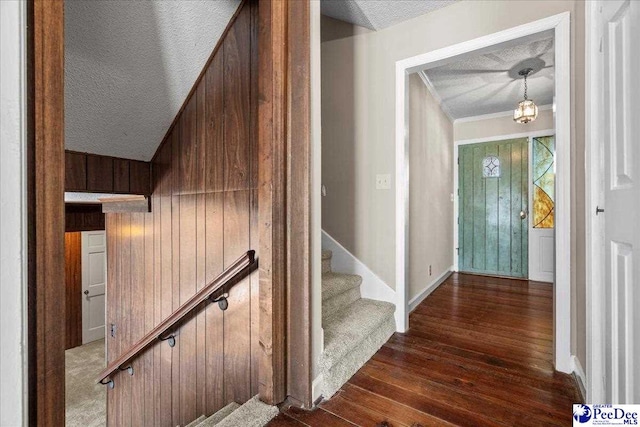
[454,103,553,124]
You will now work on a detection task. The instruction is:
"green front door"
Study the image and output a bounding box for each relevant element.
[458,138,529,278]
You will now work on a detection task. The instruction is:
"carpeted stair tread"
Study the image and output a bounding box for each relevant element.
[319,298,395,371]
[322,286,361,323]
[197,402,240,426]
[322,250,333,273]
[214,396,278,427]
[184,415,206,427]
[322,272,362,301]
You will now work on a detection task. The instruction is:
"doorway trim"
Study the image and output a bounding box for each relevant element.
[585,0,604,403]
[453,129,555,276]
[394,12,572,373]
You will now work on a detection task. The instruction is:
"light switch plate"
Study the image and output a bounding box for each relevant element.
[376,174,391,190]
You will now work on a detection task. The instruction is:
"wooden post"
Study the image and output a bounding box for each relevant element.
[258,0,312,407]
[28,0,66,424]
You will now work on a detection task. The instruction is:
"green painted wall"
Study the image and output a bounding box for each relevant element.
[459,138,529,278]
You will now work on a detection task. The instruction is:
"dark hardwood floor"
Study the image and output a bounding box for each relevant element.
[269,273,582,427]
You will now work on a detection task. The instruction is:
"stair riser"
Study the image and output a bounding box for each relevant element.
[322,287,362,324]
[322,258,331,273]
[320,316,396,399]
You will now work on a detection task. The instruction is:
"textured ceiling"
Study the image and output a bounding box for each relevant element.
[65,0,240,161]
[422,32,555,120]
[321,0,457,30]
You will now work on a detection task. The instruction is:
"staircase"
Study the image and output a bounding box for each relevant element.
[319,250,396,399]
[183,396,278,427]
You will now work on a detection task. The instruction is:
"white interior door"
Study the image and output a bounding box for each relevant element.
[600,0,639,404]
[82,230,107,344]
[528,134,556,283]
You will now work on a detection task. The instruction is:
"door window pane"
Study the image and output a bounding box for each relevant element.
[532,135,555,228]
[482,156,501,178]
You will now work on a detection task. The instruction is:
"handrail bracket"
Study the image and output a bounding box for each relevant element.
[209,292,229,311]
[100,378,115,389]
[159,334,176,348]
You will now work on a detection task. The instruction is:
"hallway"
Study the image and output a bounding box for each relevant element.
[270,273,581,426]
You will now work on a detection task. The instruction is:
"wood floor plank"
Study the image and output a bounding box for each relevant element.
[284,406,356,426]
[268,273,580,427]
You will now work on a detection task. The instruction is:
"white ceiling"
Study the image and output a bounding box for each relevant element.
[422,32,555,120]
[321,0,456,30]
[65,0,240,161]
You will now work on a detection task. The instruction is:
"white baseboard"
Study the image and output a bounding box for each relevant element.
[571,354,587,402]
[312,373,324,405]
[321,230,398,326]
[408,267,453,312]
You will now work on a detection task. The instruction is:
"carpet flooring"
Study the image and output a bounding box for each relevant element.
[66,339,106,427]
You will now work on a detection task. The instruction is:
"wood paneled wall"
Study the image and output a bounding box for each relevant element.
[64,232,82,350]
[65,150,151,195]
[65,203,105,232]
[105,1,259,425]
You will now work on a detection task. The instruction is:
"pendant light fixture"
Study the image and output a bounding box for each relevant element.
[513,68,538,124]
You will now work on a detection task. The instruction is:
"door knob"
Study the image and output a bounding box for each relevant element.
[84,290,89,296]
[520,210,528,219]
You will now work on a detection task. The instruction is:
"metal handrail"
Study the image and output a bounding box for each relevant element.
[97,250,256,386]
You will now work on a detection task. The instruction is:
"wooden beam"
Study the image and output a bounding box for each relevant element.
[258,0,288,406]
[258,0,312,408]
[28,0,66,424]
[286,0,312,408]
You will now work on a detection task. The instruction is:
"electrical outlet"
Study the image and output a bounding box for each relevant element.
[376,174,391,190]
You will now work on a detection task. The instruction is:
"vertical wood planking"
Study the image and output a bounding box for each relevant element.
[106,214,119,424]
[472,145,486,270]
[223,190,252,403]
[204,46,226,416]
[130,213,145,427]
[195,74,208,417]
[86,154,114,192]
[143,212,155,426]
[224,5,251,192]
[205,192,225,414]
[497,142,512,274]
[485,142,499,272]
[104,2,263,424]
[65,151,87,191]
[120,213,133,427]
[113,159,131,193]
[171,124,182,426]
[159,141,173,425]
[179,96,198,426]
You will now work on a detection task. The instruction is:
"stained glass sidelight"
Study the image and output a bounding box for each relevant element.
[532,135,555,228]
[482,156,501,178]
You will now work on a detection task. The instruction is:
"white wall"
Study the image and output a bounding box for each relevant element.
[320,0,586,368]
[0,1,28,425]
[408,74,453,300]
